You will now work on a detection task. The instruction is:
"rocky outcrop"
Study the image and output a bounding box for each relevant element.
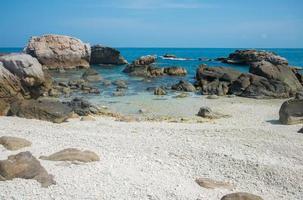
[24,34,90,69]
[40,148,100,163]
[0,136,31,151]
[220,49,288,65]
[90,45,127,65]
[221,192,263,200]
[63,97,102,116]
[279,99,303,125]
[0,151,55,187]
[172,80,196,92]
[249,61,302,94]
[9,99,73,123]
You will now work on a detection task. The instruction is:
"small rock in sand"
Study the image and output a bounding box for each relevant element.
[0,136,32,150]
[81,115,96,121]
[39,148,100,163]
[207,95,219,99]
[221,192,263,200]
[0,151,55,188]
[197,107,230,119]
[195,178,233,189]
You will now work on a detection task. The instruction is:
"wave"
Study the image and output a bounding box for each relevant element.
[159,56,195,61]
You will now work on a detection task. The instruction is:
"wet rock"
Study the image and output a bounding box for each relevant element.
[39,148,100,163]
[113,80,128,89]
[195,178,233,189]
[101,80,111,86]
[64,97,101,116]
[220,49,288,66]
[0,151,55,187]
[221,192,263,200]
[279,99,303,125]
[0,136,32,151]
[197,107,229,119]
[24,34,90,69]
[249,61,302,94]
[90,45,127,65]
[164,67,187,76]
[172,80,196,92]
[154,87,167,95]
[82,68,102,82]
[9,99,73,123]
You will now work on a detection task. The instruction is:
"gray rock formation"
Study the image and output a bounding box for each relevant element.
[24,34,90,69]
[172,80,196,92]
[279,99,303,125]
[90,45,127,65]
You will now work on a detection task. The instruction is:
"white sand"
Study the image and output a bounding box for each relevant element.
[0,97,302,200]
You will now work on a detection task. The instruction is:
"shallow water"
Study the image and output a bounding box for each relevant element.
[1,48,303,117]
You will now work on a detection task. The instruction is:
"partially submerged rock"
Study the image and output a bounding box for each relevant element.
[279,99,303,125]
[220,49,288,66]
[163,67,187,76]
[0,136,31,150]
[113,80,128,89]
[0,151,55,187]
[40,148,100,163]
[195,178,233,189]
[154,87,167,95]
[24,34,91,69]
[197,107,229,119]
[172,80,196,92]
[90,45,127,65]
[9,99,73,123]
[64,97,101,116]
[82,68,102,82]
[163,54,177,58]
[221,192,263,200]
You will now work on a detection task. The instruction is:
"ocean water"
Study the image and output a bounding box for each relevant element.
[1,48,303,116]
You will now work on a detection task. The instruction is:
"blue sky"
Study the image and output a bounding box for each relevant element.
[0,0,302,48]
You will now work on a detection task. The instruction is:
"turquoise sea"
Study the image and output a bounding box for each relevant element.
[1,48,302,116]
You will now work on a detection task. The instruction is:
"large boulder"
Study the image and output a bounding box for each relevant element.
[221,49,288,65]
[229,73,291,98]
[24,34,91,69]
[196,65,242,83]
[279,99,303,125]
[0,151,55,187]
[250,61,302,94]
[90,45,127,65]
[9,99,73,123]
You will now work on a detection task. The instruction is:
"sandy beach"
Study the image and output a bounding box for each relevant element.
[0,97,302,200]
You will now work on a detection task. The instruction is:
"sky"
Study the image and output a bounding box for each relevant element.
[0,0,302,48]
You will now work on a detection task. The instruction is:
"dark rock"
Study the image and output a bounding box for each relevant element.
[154,87,167,95]
[279,99,303,125]
[9,99,73,123]
[196,65,242,83]
[90,45,127,65]
[64,97,101,116]
[40,148,100,163]
[298,127,303,133]
[0,151,55,187]
[221,192,263,200]
[163,54,177,58]
[295,91,303,100]
[24,34,90,69]
[164,67,187,76]
[249,61,302,94]
[82,68,102,82]
[221,49,288,66]
[123,55,157,77]
[172,80,196,92]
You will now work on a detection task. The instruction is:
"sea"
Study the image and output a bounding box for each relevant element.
[1,48,303,117]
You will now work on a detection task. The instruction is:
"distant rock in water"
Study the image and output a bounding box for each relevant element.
[218,49,288,65]
[164,67,187,76]
[163,54,177,58]
[90,45,128,65]
[24,34,91,69]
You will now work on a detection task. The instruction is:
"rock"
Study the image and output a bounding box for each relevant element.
[221,192,263,200]
[9,99,73,123]
[295,91,303,100]
[24,34,90,69]
[163,54,177,58]
[197,107,229,119]
[249,61,302,94]
[0,151,55,187]
[64,97,101,116]
[163,67,187,76]
[221,49,288,65]
[154,87,167,95]
[82,68,102,82]
[90,45,127,65]
[196,65,242,83]
[172,80,196,92]
[39,148,100,163]
[123,55,157,77]
[0,136,32,150]
[298,127,303,133]
[229,73,292,98]
[174,93,189,98]
[0,100,10,116]
[133,55,156,66]
[81,115,96,121]
[195,178,233,189]
[279,99,303,125]
[138,109,147,114]
[113,80,128,89]
[0,54,46,88]
[207,95,219,99]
